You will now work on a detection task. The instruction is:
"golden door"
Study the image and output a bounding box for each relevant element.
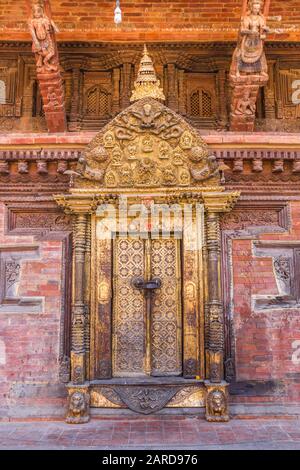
[112,236,182,378]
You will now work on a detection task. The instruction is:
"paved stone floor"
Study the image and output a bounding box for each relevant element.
[0,417,300,450]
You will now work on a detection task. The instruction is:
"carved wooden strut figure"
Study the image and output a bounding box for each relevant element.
[28,3,59,73]
[27,1,67,132]
[230,0,269,81]
[229,0,274,131]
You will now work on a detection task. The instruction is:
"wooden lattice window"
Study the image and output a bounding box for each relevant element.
[190,89,213,117]
[85,86,110,117]
[0,80,6,104]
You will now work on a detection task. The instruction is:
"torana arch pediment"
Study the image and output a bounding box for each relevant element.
[73,97,220,190]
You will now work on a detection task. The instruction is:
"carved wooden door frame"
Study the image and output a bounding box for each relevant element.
[55,190,239,422]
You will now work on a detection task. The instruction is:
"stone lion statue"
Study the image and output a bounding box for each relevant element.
[207,389,227,420]
[66,391,90,424]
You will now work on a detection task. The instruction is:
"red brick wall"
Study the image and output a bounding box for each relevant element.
[0,203,66,418]
[1,193,300,417]
[231,201,300,404]
[0,0,299,42]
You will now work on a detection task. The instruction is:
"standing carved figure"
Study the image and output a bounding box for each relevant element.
[28,4,59,73]
[230,0,269,80]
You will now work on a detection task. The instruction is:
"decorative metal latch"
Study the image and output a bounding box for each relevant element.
[132,277,162,292]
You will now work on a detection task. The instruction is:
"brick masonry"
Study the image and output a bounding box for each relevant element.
[0,203,67,418]
[0,0,300,42]
[230,201,300,404]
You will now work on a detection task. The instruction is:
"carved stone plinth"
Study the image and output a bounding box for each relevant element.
[66,384,90,424]
[205,381,229,422]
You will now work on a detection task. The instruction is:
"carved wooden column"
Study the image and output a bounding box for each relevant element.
[71,213,87,381]
[112,67,121,115]
[60,212,90,424]
[84,217,91,377]
[69,64,83,131]
[178,69,187,116]
[205,211,224,382]
[265,60,276,120]
[167,63,178,112]
[203,192,239,422]
[216,66,228,128]
[54,196,98,424]
[121,62,132,109]
[27,0,67,132]
[21,74,35,127]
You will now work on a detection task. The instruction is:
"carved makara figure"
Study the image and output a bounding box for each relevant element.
[28,4,59,73]
[230,0,269,80]
[74,156,105,182]
[190,155,219,182]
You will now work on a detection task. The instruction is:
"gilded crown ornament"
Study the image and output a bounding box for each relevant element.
[130,45,165,102]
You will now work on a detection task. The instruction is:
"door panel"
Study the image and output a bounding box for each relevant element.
[151,239,182,376]
[112,236,182,378]
[113,238,146,377]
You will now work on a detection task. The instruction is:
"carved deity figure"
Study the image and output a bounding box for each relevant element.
[46,86,60,109]
[28,4,59,73]
[230,0,269,80]
[233,88,256,116]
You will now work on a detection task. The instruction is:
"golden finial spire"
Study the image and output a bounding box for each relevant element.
[130,45,165,102]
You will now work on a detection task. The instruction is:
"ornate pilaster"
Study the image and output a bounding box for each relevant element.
[84,217,91,378]
[121,62,132,109]
[54,195,99,424]
[205,211,223,383]
[71,213,88,384]
[178,69,187,116]
[203,191,239,422]
[167,63,178,111]
[265,60,276,119]
[69,65,83,131]
[112,67,121,115]
[216,66,228,128]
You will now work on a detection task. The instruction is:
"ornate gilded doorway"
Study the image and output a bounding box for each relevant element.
[112,235,182,378]
[91,210,205,384]
[55,46,239,423]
